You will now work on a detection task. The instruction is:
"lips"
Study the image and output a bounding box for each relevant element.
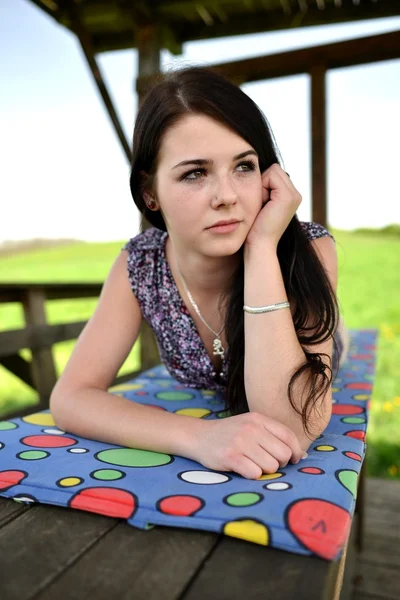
[208,219,240,229]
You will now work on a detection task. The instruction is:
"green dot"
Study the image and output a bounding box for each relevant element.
[92,469,125,481]
[338,470,358,498]
[96,448,172,467]
[226,492,262,507]
[156,391,194,401]
[208,399,223,405]
[342,417,366,424]
[216,410,232,418]
[18,450,49,460]
[365,374,374,380]
[0,421,17,431]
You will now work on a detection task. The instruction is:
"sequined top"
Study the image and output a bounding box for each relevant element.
[122,222,340,393]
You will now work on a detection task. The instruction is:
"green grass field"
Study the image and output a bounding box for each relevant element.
[0,229,399,480]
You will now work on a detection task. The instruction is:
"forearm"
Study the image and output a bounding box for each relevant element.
[50,387,205,460]
[243,241,325,446]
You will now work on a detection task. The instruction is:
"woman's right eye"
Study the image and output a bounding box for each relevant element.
[181,168,206,182]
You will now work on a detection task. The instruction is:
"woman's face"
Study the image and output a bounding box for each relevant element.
[152,113,264,257]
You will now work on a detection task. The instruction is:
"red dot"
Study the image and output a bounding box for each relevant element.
[22,435,77,448]
[345,430,366,441]
[332,405,364,415]
[0,470,26,490]
[70,487,136,519]
[299,467,324,474]
[345,382,373,390]
[287,498,351,560]
[344,452,362,461]
[159,495,203,516]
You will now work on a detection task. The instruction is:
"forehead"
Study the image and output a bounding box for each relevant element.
[158,114,249,164]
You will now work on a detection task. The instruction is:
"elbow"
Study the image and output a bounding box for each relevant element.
[49,390,69,432]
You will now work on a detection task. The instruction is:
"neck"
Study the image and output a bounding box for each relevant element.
[166,233,240,299]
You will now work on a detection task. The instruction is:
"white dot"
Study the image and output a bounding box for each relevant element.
[265,482,290,491]
[181,470,229,484]
[43,428,65,435]
[69,448,89,454]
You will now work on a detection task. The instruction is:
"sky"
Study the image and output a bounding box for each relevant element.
[1,1,400,242]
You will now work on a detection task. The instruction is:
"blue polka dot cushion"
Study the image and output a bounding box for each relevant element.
[0,329,377,561]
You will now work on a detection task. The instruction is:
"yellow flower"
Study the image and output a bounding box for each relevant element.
[383,402,393,412]
[388,465,398,476]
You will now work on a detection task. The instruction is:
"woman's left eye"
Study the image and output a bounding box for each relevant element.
[237,160,256,172]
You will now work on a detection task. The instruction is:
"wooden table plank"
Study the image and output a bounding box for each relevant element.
[180,532,348,600]
[36,522,220,600]
[0,497,30,527]
[0,500,118,600]
[0,495,356,600]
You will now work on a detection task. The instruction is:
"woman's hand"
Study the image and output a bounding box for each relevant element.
[191,411,306,480]
[246,163,302,249]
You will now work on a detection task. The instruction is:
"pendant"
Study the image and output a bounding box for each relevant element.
[213,337,225,358]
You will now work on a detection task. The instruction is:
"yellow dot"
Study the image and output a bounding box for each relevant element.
[353,395,369,401]
[388,465,398,476]
[175,408,211,418]
[383,402,393,412]
[257,473,284,481]
[224,519,269,546]
[109,383,143,392]
[315,445,335,452]
[393,397,400,407]
[59,477,82,487]
[331,387,340,393]
[201,390,216,396]
[23,413,55,426]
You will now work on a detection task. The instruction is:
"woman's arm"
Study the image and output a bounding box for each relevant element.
[243,238,335,450]
[52,386,207,459]
[50,250,206,459]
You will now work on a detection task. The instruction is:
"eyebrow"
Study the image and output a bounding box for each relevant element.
[171,150,258,170]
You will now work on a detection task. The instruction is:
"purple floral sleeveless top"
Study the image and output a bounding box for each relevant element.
[122,222,341,393]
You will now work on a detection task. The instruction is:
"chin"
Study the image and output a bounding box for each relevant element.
[204,237,245,257]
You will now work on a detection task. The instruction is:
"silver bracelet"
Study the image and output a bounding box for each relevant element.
[243,301,290,314]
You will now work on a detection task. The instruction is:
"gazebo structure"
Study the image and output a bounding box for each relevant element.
[2,0,399,407]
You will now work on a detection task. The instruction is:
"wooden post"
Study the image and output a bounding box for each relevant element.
[136,22,162,372]
[22,288,58,410]
[310,65,327,228]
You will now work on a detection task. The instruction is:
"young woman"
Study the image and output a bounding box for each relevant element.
[50,66,349,480]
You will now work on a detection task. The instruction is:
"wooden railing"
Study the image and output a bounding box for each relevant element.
[0,283,160,419]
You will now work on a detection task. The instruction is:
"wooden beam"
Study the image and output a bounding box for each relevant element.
[0,283,102,304]
[0,354,35,389]
[82,2,400,53]
[310,65,327,228]
[60,0,132,163]
[136,21,162,372]
[22,288,58,410]
[0,322,87,358]
[136,29,400,92]
[177,2,400,45]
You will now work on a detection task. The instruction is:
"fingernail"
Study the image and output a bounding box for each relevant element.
[302,452,308,460]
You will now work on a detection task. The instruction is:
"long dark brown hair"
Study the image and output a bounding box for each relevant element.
[129,65,340,440]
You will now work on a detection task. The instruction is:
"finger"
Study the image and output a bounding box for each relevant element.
[257,437,292,469]
[262,418,304,463]
[233,455,264,480]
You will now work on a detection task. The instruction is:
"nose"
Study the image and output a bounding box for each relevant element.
[211,174,238,208]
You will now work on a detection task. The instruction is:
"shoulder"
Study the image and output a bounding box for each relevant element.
[299,220,335,242]
[121,227,166,254]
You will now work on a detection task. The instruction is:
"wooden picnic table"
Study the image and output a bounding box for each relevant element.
[0,494,357,600]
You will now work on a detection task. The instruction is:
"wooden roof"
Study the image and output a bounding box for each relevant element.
[30,0,400,55]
